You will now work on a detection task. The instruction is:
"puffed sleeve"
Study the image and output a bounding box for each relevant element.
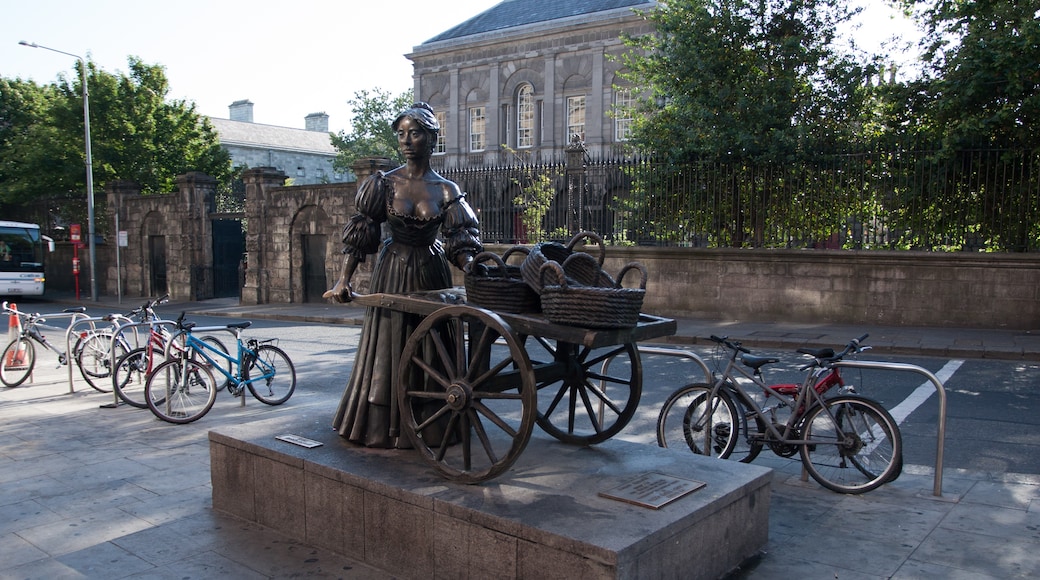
[442,191,483,265]
[341,172,388,260]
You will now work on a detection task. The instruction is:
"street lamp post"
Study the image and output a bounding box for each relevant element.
[19,41,98,302]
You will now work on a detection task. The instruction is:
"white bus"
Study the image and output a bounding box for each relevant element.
[0,221,54,297]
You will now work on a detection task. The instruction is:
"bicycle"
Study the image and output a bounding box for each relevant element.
[110,297,231,408]
[657,334,902,494]
[1,301,94,388]
[143,318,296,423]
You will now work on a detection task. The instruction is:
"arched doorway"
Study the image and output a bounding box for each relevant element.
[290,205,333,303]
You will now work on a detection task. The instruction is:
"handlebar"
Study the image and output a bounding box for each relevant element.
[709,332,870,370]
[798,333,871,370]
[709,335,751,354]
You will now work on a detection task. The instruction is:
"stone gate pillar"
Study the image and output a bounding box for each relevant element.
[241,167,288,305]
[175,173,217,300]
[105,180,141,299]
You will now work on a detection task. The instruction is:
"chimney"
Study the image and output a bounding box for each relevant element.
[305,112,329,132]
[229,100,254,123]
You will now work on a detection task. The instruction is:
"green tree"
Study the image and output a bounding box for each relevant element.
[331,88,414,171]
[615,0,875,247]
[0,57,231,225]
[876,1,1040,251]
[892,1,1039,149]
[618,0,873,162]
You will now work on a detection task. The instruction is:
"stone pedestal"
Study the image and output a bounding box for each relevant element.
[210,415,771,580]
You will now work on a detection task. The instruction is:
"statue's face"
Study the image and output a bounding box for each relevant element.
[396,117,430,160]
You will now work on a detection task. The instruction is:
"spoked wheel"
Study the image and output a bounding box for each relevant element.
[1,337,36,387]
[74,331,128,393]
[799,395,902,494]
[112,347,151,408]
[656,383,764,463]
[528,338,641,445]
[397,305,537,484]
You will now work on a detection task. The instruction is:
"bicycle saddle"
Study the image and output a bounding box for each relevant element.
[797,347,835,359]
[741,354,780,370]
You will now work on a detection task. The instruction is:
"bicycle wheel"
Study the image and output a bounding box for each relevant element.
[145,358,218,424]
[112,347,150,408]
[75,331,128,392]
[799,395,902,494]
[244,344,296,405]
[657,383,762,462]
[1,337,36,387]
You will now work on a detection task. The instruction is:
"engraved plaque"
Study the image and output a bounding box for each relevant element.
[276,434,323,448]
[598,472,706,509]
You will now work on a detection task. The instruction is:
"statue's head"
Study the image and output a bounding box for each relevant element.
[392,102,440,155]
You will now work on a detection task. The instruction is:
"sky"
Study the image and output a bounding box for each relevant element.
[2,0,921,135]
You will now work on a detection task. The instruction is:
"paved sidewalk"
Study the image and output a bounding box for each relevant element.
[2,294,1039,578]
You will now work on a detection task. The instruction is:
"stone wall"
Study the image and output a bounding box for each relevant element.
[105,173,217,301]
[239,159,392,305]
[479,244,1040,330]
[83,168,1039,330]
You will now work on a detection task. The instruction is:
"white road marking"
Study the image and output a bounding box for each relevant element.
[887,359,964,424]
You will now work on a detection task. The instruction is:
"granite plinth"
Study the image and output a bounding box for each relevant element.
[209,415,771,580]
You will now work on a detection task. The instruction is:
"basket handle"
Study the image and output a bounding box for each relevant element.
[502,245,531,264]
[538,260,569,291]
[565,230,606,266]
[468,251,508,278]
[615,262,648,290]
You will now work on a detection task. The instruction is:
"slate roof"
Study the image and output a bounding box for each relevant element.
[423,0,653,44]
[208,117,336,155]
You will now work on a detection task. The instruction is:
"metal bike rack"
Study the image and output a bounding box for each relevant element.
[50,313,99,393]
[610,346,948,497]
[834,360,949,497]
[594,345,714,429]
[636,345,714,386]
[100,319,179,408]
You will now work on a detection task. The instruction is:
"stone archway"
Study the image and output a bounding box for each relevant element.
[289,205,333,303]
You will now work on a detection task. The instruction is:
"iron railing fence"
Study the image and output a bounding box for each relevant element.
[440,147,1040,252]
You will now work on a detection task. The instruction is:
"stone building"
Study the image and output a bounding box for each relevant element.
[208,100,350,185]
[408,0,656,167]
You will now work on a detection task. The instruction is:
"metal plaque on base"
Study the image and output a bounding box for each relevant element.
[599,472,706,509]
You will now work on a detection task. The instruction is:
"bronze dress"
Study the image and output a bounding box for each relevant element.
[332,171,482,448]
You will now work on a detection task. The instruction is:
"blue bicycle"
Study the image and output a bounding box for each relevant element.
[144,318,296,424]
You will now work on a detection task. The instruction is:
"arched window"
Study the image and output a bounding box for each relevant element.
[517,84,534,148]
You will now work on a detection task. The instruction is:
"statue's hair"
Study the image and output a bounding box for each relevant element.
[392,102,440,141]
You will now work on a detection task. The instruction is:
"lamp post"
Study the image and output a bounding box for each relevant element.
[19,41,98,302]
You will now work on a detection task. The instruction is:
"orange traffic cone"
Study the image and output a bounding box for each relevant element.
[4,303,26,368]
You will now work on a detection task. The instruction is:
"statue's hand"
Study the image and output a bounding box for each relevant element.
[323,279,355,303]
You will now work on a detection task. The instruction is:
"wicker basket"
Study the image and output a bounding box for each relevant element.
[464,248,541,313]
[521,230,608,293]
[537,260,648,328]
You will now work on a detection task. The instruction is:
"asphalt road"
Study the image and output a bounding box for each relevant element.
[9,307,1040,478]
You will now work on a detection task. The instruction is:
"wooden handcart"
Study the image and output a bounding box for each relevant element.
[353,288,677,483]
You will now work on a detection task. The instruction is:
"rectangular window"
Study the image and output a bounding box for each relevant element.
[517,86,534,148]
[469,107,485,152]
[567,95,586,142]
[615,89,635,142]
[434,111,446,154]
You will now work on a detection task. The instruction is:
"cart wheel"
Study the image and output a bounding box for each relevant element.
[529,339,642,445]
[397,305,537,483]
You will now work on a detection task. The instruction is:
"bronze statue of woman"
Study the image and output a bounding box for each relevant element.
[325,102,482,448]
